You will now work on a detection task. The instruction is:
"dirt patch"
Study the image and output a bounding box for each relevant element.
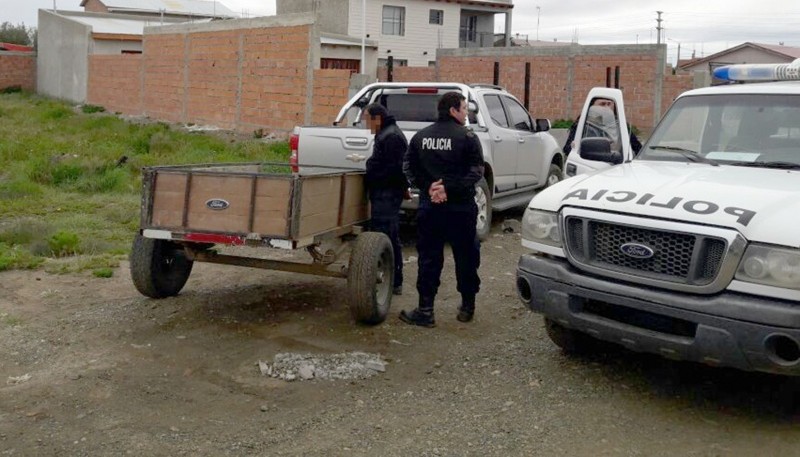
[2,214,800,456]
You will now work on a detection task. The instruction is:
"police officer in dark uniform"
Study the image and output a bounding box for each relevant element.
[363,103,408,295]
[400,91,484,327]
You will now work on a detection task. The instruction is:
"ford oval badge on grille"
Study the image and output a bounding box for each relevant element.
[620,242,654,259]
[206,199,230,210]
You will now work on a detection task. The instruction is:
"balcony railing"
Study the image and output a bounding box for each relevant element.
[460,30,506,48]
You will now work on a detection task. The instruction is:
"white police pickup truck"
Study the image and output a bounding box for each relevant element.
[516,60,800,375]
[290,83,564,240]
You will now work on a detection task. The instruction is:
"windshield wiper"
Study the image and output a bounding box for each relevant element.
[729,161,800,170]
[648,145,720,166]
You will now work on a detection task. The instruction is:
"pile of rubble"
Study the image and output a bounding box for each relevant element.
[258,352,387,382]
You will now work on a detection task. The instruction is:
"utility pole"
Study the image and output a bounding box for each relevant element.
[360,0,366,74]
[536,6,541,41]
[656,11,663,44]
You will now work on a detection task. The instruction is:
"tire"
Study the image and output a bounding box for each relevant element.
[546,163,562,188]
[544,318,596,354]
[347,232,394,325]
[475,178,492,241]
[130,234,193,298]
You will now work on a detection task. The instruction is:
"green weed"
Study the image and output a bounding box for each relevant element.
[0,93,290,271]
[81,104,106,114]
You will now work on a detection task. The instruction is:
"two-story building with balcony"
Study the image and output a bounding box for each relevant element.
[277,0,513,70]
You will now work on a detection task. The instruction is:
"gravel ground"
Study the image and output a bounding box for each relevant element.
[2,211,800,456]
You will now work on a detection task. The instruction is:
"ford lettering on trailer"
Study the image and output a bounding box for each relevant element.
[206,199,230,210]
[562,189,757,226]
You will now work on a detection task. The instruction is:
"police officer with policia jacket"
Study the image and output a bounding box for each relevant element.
[363,103,409,296]
[400,91,484,327]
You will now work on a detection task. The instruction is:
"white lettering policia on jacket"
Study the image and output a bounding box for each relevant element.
[421,137,453,151]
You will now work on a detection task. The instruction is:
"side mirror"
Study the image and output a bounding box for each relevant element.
[534,118,550,132]
[579,138,623,165]
[468,100,479,113]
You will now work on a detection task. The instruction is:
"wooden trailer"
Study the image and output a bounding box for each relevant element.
[130,163,394,325]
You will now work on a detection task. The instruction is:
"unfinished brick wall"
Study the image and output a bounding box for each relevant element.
[662,73,694,114]
[312,69,351,125]
[87,55,143,114]
[143,33,189,124]
[239,25,312,133]
[424,47,694,134]
[0,53,36,91]
[377,66,436,82]
[86,22,324,136]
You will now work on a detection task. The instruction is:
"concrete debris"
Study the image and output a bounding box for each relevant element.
[7,373,31,385]
[257,352,387,382]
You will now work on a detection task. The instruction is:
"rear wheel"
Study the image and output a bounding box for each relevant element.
[544,318,596,354]
[347,232,394,325]
[475,178,492,241]
[546,163,562,188]
[130,235,193,298]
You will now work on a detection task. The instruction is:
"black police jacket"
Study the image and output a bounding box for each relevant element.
[365,116,409,193]
[404,117,485,205]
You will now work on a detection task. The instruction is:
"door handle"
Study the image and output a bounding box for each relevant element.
[494,136,503,142]
[518,138,526,143]
[345,137,369,146]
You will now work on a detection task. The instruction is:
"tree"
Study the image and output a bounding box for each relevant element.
[0,22,35,46]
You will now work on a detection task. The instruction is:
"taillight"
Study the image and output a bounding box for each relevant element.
[289,133,299,173]
[407,87,439,94]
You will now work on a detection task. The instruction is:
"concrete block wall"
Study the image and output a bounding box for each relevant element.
[87,55,143,113]
[0,52,36,91]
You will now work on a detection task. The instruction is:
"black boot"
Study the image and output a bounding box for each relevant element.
[399,296,435,328]
[457,294,475,323]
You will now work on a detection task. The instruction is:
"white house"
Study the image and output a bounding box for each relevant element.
[81,0,239,20]
[277,0,513,68]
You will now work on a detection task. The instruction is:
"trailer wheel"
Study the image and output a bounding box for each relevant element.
[347,232,394,325]
[130,235,193,298]
[544,318,596,354]
[475,178,492,241]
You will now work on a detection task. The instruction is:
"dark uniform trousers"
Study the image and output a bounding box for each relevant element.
[369,188,404,288]
[416,201,480,300]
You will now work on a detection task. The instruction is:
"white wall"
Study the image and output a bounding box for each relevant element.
[348,0,462,67]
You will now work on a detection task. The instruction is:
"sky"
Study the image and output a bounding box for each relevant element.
[3,0,799,65]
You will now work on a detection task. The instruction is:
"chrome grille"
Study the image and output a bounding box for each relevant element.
[565,216,728,286]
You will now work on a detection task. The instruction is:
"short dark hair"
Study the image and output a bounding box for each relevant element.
[437,91,465,121]
[365,103,390,119]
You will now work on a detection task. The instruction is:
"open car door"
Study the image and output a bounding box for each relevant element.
[564,88,632,178]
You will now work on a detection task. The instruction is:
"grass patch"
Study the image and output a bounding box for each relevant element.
[2,313,22,327]
[92,267,114,278]
[0,92,290,272]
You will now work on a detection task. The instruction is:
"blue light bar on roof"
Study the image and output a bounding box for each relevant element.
[714,58,800,82]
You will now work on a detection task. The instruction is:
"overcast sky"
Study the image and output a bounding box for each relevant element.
[3,0,799,65]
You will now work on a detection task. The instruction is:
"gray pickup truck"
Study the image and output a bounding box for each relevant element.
[290,82,564,239]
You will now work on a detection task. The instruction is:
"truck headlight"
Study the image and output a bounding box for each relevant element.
[521,209,561,248]
[736,244,800,290]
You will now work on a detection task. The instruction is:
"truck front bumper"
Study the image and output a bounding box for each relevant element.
[516,253,800,376]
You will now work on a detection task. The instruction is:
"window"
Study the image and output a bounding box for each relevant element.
[321,58,360,75]
[502,96,533,131]
[382,6,405,36]
[460,15,477,42]
[429,9,443,25]
[378,58,407,67]
[483,95,509,128]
